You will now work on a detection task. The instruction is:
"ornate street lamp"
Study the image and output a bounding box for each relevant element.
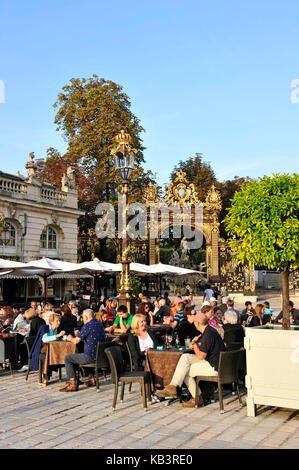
[112,130,137,314]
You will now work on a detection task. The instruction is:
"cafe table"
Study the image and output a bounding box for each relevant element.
[40,339,78,384]
[145,347,194,389]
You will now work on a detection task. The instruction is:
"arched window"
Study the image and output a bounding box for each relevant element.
[3,221,17,247]
[40,226,58,251]
[0,220,17,256]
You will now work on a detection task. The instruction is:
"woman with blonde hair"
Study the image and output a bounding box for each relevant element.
[246,304,263,327]
[127,314,158,370]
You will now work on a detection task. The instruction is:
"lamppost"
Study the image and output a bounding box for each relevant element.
[112,130,136,314]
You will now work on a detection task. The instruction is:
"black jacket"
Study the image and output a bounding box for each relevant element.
[222,323,245,346]
[127,330,159,371]
[29,316,46,337]
[58,315,77,336]
[154,305,170,324]
[177,319,200,346]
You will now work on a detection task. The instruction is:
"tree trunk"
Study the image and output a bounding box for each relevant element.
[281,270,290,330]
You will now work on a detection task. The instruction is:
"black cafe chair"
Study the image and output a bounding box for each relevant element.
[105,346,151,411]
[0,337,14,375]
[195,349,244,413]
[78,341,116,391]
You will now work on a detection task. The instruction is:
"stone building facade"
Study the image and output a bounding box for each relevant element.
[0,153,85,302]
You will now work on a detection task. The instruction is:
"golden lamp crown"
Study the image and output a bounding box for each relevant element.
[114,130,132,145]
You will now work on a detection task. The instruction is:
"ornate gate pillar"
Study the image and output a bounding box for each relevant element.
[204,185,222,281]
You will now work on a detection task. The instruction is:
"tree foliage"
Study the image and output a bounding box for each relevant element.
[224,173,299,329]
[224,174,299,270]
[53,75,146,201]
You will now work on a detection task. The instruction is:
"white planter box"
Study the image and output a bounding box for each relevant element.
[244,325,299,417]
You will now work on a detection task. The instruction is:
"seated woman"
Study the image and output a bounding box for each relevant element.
[104,299,117,324]
[29,313,65,383]
[95,310,111,332]
[213,306,224,326]
[106,305,134,334]
[58,305,77,336]
[177,307,200,346]
[0,306,14,332]
[222,311,245,347]
[137,302,154,326]
[245,304,263,327]
[127,314,159,371]
[201,305,224,340]
[42,313,65,343]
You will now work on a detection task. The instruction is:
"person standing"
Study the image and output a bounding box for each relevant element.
[203,284,214,303]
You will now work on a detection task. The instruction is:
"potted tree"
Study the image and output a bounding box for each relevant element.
[225,173,299,416]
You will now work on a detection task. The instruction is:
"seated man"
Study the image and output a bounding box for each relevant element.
[156,313,226,408]
[60,308,105,392]
[106,305,134,334]
[223,299,239,320]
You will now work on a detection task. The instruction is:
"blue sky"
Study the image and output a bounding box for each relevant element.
[0,0,298,188]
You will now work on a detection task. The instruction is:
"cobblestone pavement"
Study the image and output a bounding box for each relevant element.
[0,293,298,450]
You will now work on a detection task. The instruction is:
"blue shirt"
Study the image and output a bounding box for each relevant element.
[78,319,105,361]
[42,326,58,343]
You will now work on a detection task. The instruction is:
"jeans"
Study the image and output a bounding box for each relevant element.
[64,353,94,380]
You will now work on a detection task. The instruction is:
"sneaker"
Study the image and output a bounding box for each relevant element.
[155,384,177,398]
[16,366,28,372]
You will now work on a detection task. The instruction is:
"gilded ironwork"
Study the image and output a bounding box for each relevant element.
[164,170,200,206]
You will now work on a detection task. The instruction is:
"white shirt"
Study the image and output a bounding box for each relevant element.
[204,288,214,302]
[138,333,154,352]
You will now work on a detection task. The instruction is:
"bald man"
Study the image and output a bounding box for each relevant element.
[156,313,226,407]
[60,309,105,392]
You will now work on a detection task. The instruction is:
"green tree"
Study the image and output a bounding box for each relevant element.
[53,75,146,203]
[170,153,217,201]
[224,174,299,329]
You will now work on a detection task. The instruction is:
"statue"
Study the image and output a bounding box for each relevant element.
[169,249,180,266]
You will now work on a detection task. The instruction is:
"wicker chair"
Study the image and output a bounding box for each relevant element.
[195,349,244,413]
[105,345,151,411]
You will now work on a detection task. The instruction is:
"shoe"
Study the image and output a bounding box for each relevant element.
[182,394,204,408]
[16,366,28,372]
[156,384,177,398]
[59,382,78,392]
[182,397,196,408]
[85,378,96,387]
